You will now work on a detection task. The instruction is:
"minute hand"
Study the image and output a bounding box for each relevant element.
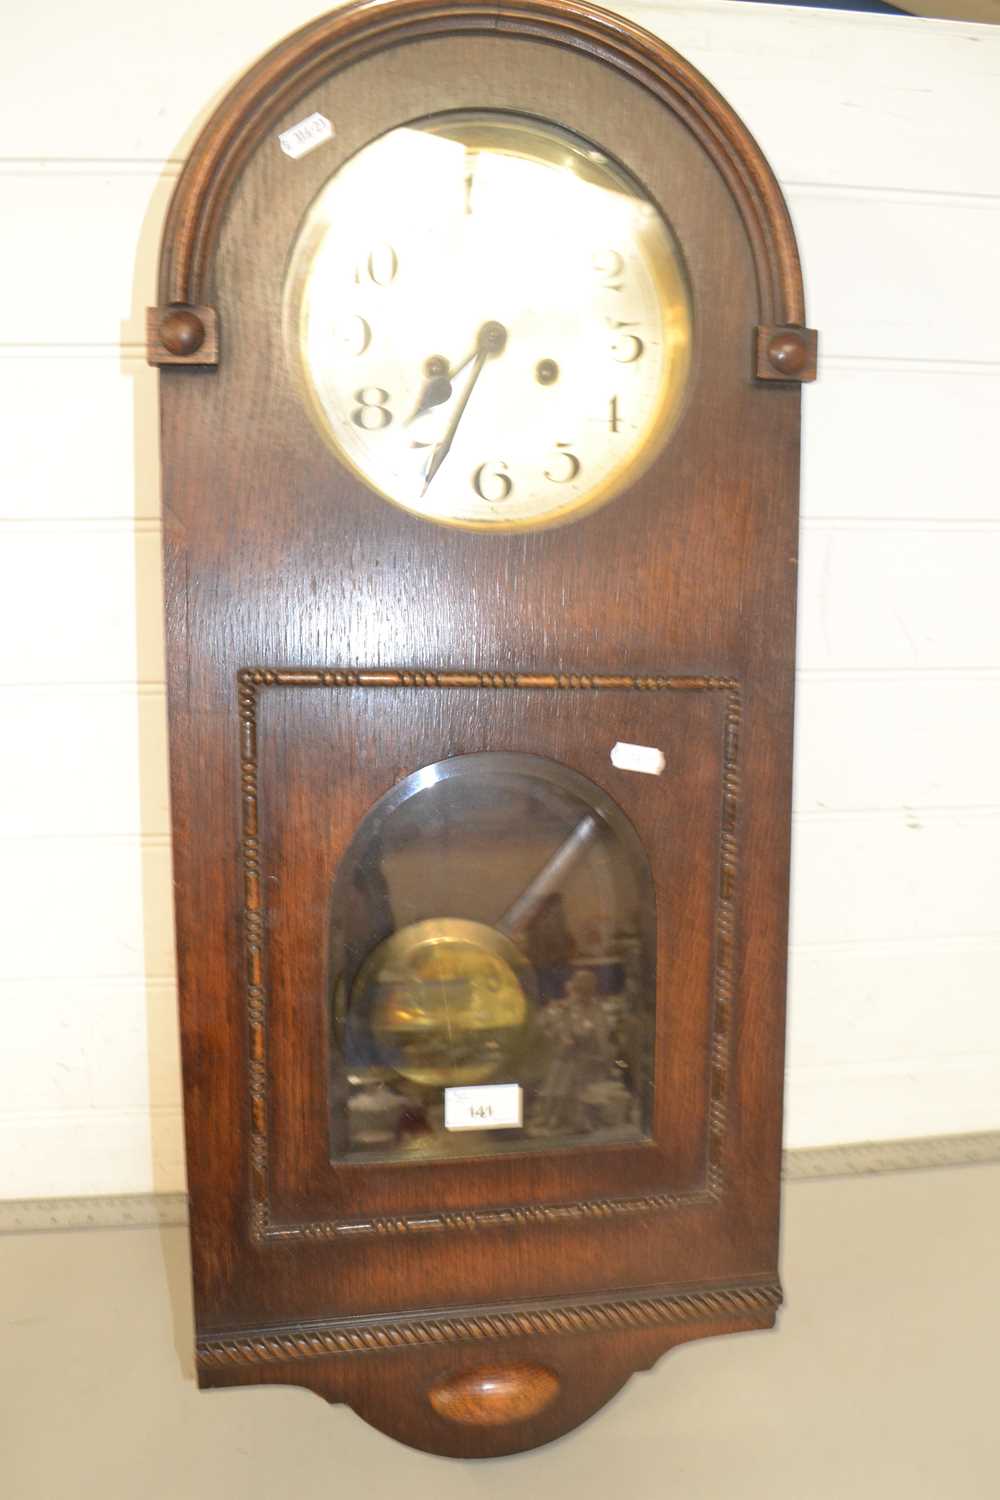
[421,320,507,494]
[421,348,488,493]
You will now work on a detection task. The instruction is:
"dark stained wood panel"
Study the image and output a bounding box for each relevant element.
[153,0,812,1456]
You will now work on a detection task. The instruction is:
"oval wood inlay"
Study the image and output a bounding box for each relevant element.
[429,1363,560,1426]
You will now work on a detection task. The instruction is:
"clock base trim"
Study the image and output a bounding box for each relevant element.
[195,1276,782,1369]
[194,1288,781,1456]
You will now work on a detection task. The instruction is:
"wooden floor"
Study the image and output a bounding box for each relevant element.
[3,1164,998,1498]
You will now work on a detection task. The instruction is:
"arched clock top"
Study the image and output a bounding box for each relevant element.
[154,0,809,334]
[154,0,811,1457]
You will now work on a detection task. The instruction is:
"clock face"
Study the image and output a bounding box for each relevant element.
[284,111,692,531]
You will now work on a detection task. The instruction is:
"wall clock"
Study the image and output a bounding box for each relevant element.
[148,0,816,1458]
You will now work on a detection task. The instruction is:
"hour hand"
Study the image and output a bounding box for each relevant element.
[407,356,453,424]
[407,340,486,424]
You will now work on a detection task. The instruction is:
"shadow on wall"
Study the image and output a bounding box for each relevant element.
[127,151,191,1381]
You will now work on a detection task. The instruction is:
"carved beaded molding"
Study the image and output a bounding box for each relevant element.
[197,1277,780,1368]
[238,667,742,1243]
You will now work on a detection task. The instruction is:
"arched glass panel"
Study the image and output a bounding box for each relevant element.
[329,753,655,1161]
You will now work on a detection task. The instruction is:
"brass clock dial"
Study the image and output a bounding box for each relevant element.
[284,111,692,530]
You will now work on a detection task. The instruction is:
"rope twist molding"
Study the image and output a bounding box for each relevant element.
[196,1281,783,1367]
[237,667,742,1242]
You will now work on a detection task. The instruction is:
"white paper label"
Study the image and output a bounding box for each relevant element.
[444,1083,523,1132]
[278,112,334,160]
[610,741,666,776]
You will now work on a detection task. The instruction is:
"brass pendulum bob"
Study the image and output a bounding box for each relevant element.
[353,815,600,1087]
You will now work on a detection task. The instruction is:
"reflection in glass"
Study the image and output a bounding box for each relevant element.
[329,754,655,1160]
[284,111,691,531]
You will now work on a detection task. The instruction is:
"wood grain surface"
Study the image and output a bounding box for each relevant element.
[429,1363,561,1426]
[157,0,806,1455]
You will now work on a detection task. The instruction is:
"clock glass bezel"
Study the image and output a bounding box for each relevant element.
[282,108,693,532]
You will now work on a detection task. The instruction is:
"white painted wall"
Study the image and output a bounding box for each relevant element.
[2,0,998,1199]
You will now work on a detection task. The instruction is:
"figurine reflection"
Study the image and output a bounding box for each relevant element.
[531,969,633,1136]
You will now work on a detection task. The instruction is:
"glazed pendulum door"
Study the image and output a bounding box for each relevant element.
[328,752,656,1161]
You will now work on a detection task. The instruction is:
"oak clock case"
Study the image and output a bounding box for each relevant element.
[149,0,816,1460]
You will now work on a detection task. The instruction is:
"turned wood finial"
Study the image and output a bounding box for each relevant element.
[767,330,809,375]
[754,324,818,381]
[146,305,218,366]
[160,308,206,356]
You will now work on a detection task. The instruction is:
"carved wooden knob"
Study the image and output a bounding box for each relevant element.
[766,331,808,376]
[160,309,206,357]
[429,1363,560,1426]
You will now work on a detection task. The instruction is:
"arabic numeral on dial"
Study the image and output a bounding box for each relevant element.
[473,460,512,502]
[593,249,625,291]
[336,315,371,356]
[544,443,581,484]
[613,334,644,363]
[613,334,643,363]
[464,149,479,216]
[606,317,643,363]
[351,387,393,430]
[355,243,398,287]
[608,396,622,433]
